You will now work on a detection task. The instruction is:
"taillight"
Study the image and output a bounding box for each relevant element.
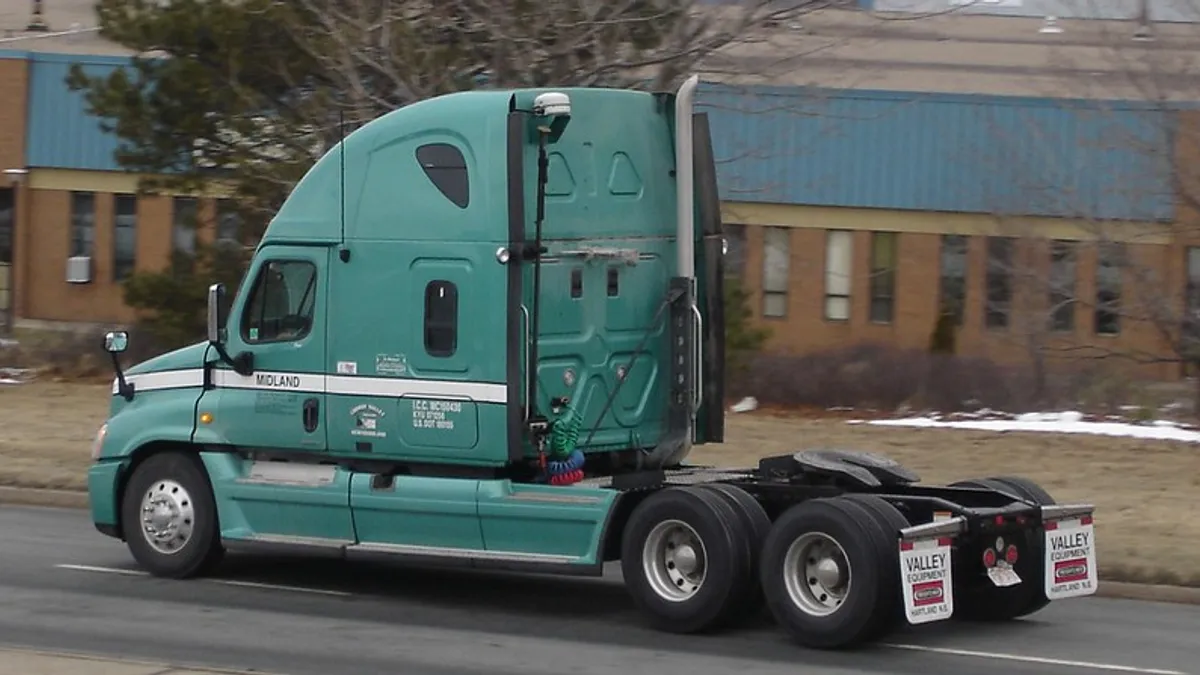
[982,547,997,568]
[1005,544,1019,565]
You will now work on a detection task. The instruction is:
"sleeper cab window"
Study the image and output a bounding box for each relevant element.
[242,260,318,343]
[424,280,458,357]
[416,143,469,209]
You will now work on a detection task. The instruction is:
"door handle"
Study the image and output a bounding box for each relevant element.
[302,397,319,433]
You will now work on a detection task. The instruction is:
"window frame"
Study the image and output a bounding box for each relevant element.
[0,188,13,265]
[824,229,853,322]
[112,194,138,281]
[423,279,459,358]
[868,231,897,324]
[984,236,1014,330]
[938,234,968,326]
[416,143,470,209]
[1094,241,1124,337]
[761,226,790,319]
[171,196,199,256]
[1049,239,1077,333]
[69,191,95,259]
[239,258,319,345]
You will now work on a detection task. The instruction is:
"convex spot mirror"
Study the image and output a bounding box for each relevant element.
[104,331,128,354]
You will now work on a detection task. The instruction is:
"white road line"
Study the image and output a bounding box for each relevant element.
[883,643,1190,675]
[208,578,351,597]
[54,564,352,597]
[55,563,147,577]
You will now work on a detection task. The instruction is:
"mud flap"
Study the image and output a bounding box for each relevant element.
[1041,504,1099,600]
[898,518,964,625]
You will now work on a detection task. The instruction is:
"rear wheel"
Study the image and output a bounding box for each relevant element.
[121,451,224,579]
[839,493,911,636]
[950,475,1056,621]
[759,497,893,649]
[696,483,771,621]
[621,487,744,634]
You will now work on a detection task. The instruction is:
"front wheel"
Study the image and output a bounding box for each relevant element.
[120,451,224,579]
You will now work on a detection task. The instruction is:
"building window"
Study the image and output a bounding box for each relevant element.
[112,194,138,281]
[172,196,198,255]
[424,280,459,357]
[985,236,1013,329]
[868,231,896,323]
[69,191,95,258]
[416,143,469,208]
[1185,247,1200,351]
[938,235,968,325]
[1095,241,1123,336]
[824,230,852,321]
[0,188,12,264]
[761,226,789,318]
[724,223,747,280]
[216,199,241,245]
[241,259,317,343]
[1049,240,1077,332]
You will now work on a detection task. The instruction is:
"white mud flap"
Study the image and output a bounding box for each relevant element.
[898,517,963,625]
[1042,505,1099,600]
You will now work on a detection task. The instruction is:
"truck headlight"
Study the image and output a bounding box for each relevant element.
[91,423,108,460]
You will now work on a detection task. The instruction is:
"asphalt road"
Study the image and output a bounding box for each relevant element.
[0,505,1195,675]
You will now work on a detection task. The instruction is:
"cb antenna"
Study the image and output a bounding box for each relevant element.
[338,106,350,262]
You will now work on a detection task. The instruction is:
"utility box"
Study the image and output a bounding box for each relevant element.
[66,256,92,284]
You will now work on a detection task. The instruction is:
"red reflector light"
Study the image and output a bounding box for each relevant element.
[995,515,1005,525]
[1081,515,1093,526]
[982,548,997,567]
[1005,544,1019,564]
[900,542,914,551]
[937,537,953,547]
[1045,520,1058,531]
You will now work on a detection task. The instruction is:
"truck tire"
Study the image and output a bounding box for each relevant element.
[621,486,744,634]
[695,483,771,621]
[759,497,893,649]
[838,493,910,636]
[950,475,1056,621]
[121,451,224,579]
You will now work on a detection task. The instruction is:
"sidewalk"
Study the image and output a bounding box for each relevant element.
[0,647,280,675]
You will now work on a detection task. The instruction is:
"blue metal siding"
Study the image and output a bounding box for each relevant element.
[26,53,133,171]
[698,83,1179,221]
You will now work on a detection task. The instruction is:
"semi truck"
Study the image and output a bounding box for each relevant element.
[86,75,1099,650]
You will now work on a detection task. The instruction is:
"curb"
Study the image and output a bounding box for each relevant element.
[0,485,89,509]
[3,485,1199,606]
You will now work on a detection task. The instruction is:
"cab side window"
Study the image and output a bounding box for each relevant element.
[424,280,458,357]
[242,260,318,343]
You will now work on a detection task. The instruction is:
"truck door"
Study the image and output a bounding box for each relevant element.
[200,244,330,454]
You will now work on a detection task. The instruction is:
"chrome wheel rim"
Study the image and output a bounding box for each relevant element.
[642,519,707,602]
[139,479,195,555]
[783,531,851,616]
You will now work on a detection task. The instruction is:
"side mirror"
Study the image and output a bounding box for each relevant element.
[104,331,128,354]
[207,283,227,344]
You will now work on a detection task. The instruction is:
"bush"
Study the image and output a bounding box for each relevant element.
[727,342,1150,414]
[723,274,770,383]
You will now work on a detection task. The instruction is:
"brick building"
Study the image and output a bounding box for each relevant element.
[2,1,1200,379]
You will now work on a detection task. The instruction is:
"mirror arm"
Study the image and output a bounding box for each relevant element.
[209,341,254,376]
[109,351,135,401]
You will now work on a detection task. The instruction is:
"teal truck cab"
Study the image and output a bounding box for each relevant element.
[88,76,1099,650]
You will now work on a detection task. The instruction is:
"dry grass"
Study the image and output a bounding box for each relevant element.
[2,381,1198,586]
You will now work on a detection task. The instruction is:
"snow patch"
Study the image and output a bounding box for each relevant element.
[857,410,1200,443]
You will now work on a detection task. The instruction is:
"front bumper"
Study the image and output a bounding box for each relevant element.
[86,459,126,538]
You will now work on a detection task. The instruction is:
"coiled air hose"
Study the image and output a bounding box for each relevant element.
[543,403,585,485]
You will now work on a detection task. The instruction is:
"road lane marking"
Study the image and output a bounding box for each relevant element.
[883,643,1189,675]
[54,564,352,597]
